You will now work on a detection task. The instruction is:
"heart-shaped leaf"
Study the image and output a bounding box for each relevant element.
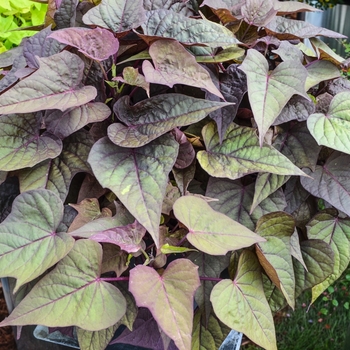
[239,49,308,145]
[306,212,350,303]
[0,189,74,292]
[49,27,119,61]
[88,135,178,247]
[78,220,146,253]
[251,173,289,214]
[45,102,111,139]
[294,240,334,298]
[273,95,315,125]
[82,0,146,33]
[23,25,66,68]
[211,250,277,350]
[308,91,350,154]
[172,128,195,169]
[0,54,27,94]
[129,259,200,350]
[111,308,177,349]
[68,198,112,233]
[241,0,277,26]
[255,212,296,308]
[173,196,265,255]
[206,177,287,231]
[197,122,306,180]
[54,0,78,29]
[141,9,239,47]
[108,94,231,148]
[301,152,350,217]
[0,113,62,171]
[17,130,93,201]
[0,51,97,114]
[114,67,150,98]
[0,239,127,331]
[207,64,248,143]
[305,60,340,91]
[142,40,224,99]
[265,16,346,40]
[77,323,120,350]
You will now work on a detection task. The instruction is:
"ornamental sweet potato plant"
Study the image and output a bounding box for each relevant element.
[0,1,349,350]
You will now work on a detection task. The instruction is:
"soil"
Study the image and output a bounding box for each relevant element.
[0,284,17,350]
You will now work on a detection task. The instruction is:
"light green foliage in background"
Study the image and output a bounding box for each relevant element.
[0,0,47,53]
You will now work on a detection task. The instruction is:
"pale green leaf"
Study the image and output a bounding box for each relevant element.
[255,212,296,308]
[308,91,350,154]
[305,60,340,91]
[294,240,334,298]
[173,196,265,255]
[88,135,178,247]
[0,51,97,114]
[0,189,74,292]
[0,240,126,330]
[211,250,277,350]
[239,49,308,145]
[161,243,197,254]
[306,212,350,303]
[197,122,307,180]
[129,259,200,350]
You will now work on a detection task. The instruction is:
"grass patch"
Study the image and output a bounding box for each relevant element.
[243,268,350,350]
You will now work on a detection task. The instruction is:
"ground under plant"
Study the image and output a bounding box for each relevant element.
[0,1,350,350]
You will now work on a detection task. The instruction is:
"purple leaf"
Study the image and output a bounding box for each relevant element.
[143,39,224,99]
[111,308,177,350]
[45,102,111,139]
[81,220,146,253]
[172,128,195,169]
[143,0,192,15]
[82,0,146,33]
[108,93,232,148]
[301,152,350,217]
[129,259,200,350]
[0,51,97,114]
[273,95,315,125]
[88,135,179,247]
[265,16,347,40]
[208,64,247,143]
[141,9,239,47]
[49,27,119,61]
[54,0,79,29]
[23,26,66,68]
[0,113,62,171]
[17,130,93,201]
[0,55,27,94]
[241,0,277,26]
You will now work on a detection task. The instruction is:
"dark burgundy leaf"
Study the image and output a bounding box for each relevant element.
[171,128,195,169]
[54,0,79,29]
[111,308,177,350]
[0,55,26,94]
[207,64,247,143]
[23,26,66,68]
[273,95,315,125]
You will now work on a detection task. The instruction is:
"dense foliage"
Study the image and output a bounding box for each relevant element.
[0,1,349,349]
[0,0,47,53]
